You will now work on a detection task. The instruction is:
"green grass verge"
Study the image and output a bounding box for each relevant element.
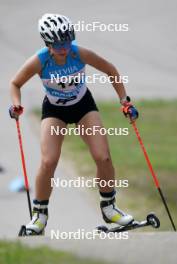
[32,100,177,230]
[0,241,105,264]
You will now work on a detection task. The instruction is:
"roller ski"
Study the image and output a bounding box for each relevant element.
[18,225,45,236]
[97,212,160,233]
[98,190,160,233]
[18,214,47,236]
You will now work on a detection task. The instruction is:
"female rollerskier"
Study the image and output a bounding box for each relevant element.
[9,14,138,235]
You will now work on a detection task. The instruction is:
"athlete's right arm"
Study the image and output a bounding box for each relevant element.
[10,55,41,106]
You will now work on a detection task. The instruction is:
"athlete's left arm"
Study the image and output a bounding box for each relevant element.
[79,46,127,102]
[79,47,139,121]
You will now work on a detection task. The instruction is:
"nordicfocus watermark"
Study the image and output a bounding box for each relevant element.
[51,177,129,189]
[50,73,129,85]
[49,20,129,32]
[51,228,129,240]
[51,125,129,136]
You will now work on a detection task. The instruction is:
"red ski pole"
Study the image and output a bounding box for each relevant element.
[131,121,176,231]
[16,119,32,220]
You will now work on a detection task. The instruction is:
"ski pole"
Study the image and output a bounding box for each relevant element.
[131,121,176,231]
[16,119,32,220]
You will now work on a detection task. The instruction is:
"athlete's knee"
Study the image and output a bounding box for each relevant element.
[93,151,112,164]
[40,157,58,172]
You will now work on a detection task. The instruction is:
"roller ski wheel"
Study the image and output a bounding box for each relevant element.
[96,213,160,233]
[18,225,45,237]
[18,225,26,237]
[97,225,109,233]
[146,213,160,228]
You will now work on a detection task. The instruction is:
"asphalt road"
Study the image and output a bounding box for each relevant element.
[21,232,177,264]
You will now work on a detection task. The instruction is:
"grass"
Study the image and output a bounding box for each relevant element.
[32,99,177,230]
[0,241,106,264]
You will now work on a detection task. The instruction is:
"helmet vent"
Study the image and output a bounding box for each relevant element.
[58,17,63,23]
[44,21,50,27]
[62,24,66,31]
[62,17,68,22]
[45,33,52,40]
[50,19,57,26]
[51,30,58,39]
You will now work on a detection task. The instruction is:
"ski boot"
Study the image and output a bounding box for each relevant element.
[100,190,133,226]
[18,200,48,236]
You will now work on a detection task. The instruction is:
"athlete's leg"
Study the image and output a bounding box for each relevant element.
[77,111,114,193]
[25,117,66,235]
[35,117,66,200]
[77,111,133,225]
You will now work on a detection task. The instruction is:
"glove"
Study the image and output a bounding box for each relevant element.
[9,105,24,119]
[121,96,139,122]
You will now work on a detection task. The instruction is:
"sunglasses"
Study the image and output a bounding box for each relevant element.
[51,41,72,50]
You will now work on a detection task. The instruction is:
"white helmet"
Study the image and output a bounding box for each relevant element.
[38,13,75,44]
